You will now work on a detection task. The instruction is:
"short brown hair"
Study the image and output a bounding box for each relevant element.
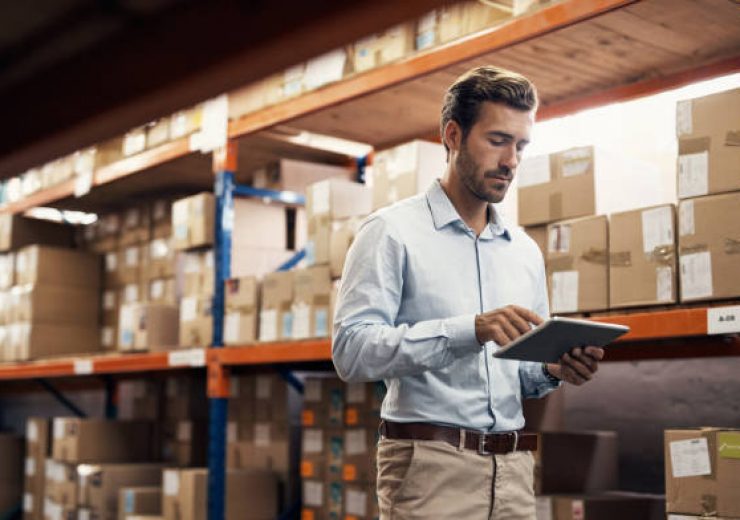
[440,66,538,154]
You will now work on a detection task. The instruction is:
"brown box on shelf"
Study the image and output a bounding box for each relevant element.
[228,74,284,119]
[95,214,123,253]
[117,245,146,285]
[535,431,618,495]
[180,251,214,298]
[15,245,101,289]
[95,137,125,167]
[342,427,379,483]
[9,322,101,361]
[226,441,291,477]
[328,218,363,279]
[372,140,447,210]
[230,246,294,280]
[169,105,202,140]
[10,284,99,326]
[250,159,352,196]
[259,271,294,342]
[148,278,176,306]
[546,215,608,314]
[43,460,78,508]
[224,277,258,346]
[678,192,740,302]
[436,1,510,43]
[225,469,279,520]
[162,468,207,520]
[104,251,123,288]
[291,266,332,340]
[677,87,740,199]
[119,283,147,307]
[26,417,51,461]
[523,389,565,433]
[342,483,379,520]
[146,119,170,149]
[123,127,147,157]
[164,375,208,422]
[609,204,677,308]
[232,198,288,251]
[302,377,345,428]
[518,146,666,227]
[101,289,119,326]
[179,296,212,348]
[172,193,214,251]
[120,207,152,247]
[344,382,385,428]
[0,214,76,252]
[524,225,548,260]
[51,419,155,464]
[118,487,162,520]
[665,428,740,517]
[145,238,175,281]
[118,303,179,352]
[0,253,14,290]
[150,200,173,240]
[77,464,163,520]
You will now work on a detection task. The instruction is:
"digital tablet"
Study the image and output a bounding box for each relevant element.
[492,317,629,363]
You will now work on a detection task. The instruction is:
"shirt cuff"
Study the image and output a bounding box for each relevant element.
[444,314,480,354]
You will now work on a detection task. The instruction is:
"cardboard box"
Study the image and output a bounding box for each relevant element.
[145,239,175,280]
[118,304,179,352]
[180,251,214,298]
[228,75,284,119]
[0,215,76,252]
[118,487,161,520]
[77,464,162,520]
[302,480,327,519]
[146,119,170,149]
[117,245,146,285]
[120,207,152,247]
[518,146,666,226]
[546,215,608,313]
[677,88,740,199]
[436,1,510,43]
[164,375,208,421]
[225,469,279,520]
[9,284,99,326]
[539,493,665,520]
[150,200,173,240]
[230,246,294,280]
[9,322,101,361]
[25,420,51,519]
[372,140,447,210]
[329,218,363,279]
[535,431,618,495]
[148,278,176,306]
[291,266,332,339]
[224,277,258,346]
[161,420,207,467]
[342,427,379,483]
[344,382,385,428]
[524,225,548,260]
[342,484,379,520]
[123,128,147,157]
[169,105,202,140]
[15,246,101,289]
[44,460,78,508]
[179,297,212,348]
[52,419,155,464]
[251,159,352,195]
[302,378,345,428]
[105,251,123,288]
[162,469,207,520]
[665,428,740,517]
[172,193,214,251]
[259,271,294,342]
[609,204,677,308]
[232,198,288,251]
[26,417,51,460]
[0,253,13,290]
[678,192,740,302]
[523,389,565,433]
[226,441,291,476]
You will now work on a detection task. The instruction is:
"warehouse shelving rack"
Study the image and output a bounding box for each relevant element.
[0,0,739,518]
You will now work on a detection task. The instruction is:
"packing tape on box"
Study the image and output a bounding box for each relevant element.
[726,130,740,146]
[648,245,675,266]
[580,248,608,265]
[725,238,740,255]
[608,251,631,267]
[548,193,563,221]
[679,243,709,255]
[547,256,574,272]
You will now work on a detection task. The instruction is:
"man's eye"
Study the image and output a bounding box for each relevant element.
[489,139,506,146]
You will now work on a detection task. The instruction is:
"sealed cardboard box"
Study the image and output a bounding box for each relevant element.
[232,198,288,251]
[180,251,214,298]
[179,296,212,347]
[148,278,176,306]
[535,431,618,495]
[230,246,294,280]
[302,480,327,520]
[150,200,173,240]
[118,303,179,352]
[677,88,740,199]
[437,1,510,43]
[172,193,214,251]
[518,146,666,226]
[251,159,352,196]
[162,468,207,520]
[120,207,152,247]
[678,192,740,302]
[292,266,332,339]
[145,239,175,280]
[52,419,155,464]
[306,180,372,221]
[105,251,123,288]
[546,215,608,313]
[228,75,284,119]
[224,277,258,346]
[146,119,170,149]
[665,428,740,517]
[225,469,279,520]
[10,322,100,361]
[119,283,146,307]
[26,417,51,461]
[44,460,78,508]
[15,246,101,289]
[0,253,14,289]
[0,214,76,252]
[259,271,294,342]
[77,464,162,520]
[372,140,447,210]
[117,245,146,285]
[524,225,548,260]
[164,375,208,421]
[609,204,677,308]
[118,487,161,520]
[329,218,363,279]
[9,284,99,326]
[169,105,202,140]
[123,128,147,157]
[226,441,291,477]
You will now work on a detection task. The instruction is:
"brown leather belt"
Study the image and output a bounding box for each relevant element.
[380,420,537,455]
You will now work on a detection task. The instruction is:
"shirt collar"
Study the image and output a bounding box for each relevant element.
[425,180,511,241]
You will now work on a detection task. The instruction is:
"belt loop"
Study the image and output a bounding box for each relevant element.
[458,428,465,452]
[511,430,519,453]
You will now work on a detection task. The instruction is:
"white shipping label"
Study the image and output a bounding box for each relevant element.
[346,383,366,404]
[227,422,237,443]
[105,253,117,272]
[641,206,674,254]
[102,327,114,348]
[181,297,198,322]
[78,509,91,520]
[311,181,331,216]
[291,303,311,339]
[303,481,323,508]
[258,310,277,342]
[535,496,553,520]
[302,429,323,454]
[163,470,180,496]
[656,267,673,303]
[53,419,66,440]
[196,95,228,153]
[678,152,709,199]
[680,252,713,300]
[676,100,693,136]
[150,239,169,259]
[125,247,139,267]
[103,291,116,310]
[679,200,695,237]
[551,271,579,314]
[256,376,271,400]
[177,421,192,442]
[23,493,33,513]
[548,225,571,254]
[669,516,701,520]
[223,313,241,344]
[27,421,38,442]
[345,429,368,455]
[345,489,367,516]
[74,170,94,198]
[707,305,740,335]
[561,147,592,177]
[73,360,93,375]
[670,437,711,478]
[168,348,206,367]
[304,48,347,90]
[517,154,551,188]
[304,379,322,402]
[254,424,271,448]
[25,457,35,476]
[124,132,146,156]
[150,280,165,300]
[124,285,139,304]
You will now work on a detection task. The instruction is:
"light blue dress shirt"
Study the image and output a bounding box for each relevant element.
[332,180,559,432]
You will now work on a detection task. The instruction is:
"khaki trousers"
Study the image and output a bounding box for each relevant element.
[376,437,536,519]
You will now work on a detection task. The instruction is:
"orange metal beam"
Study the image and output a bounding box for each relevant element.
[213,340,332,366]
[538,54,740,121]
[590,308,709,341]
[0,179,77,215]
[228,0,636,139]
[95,137,192,186]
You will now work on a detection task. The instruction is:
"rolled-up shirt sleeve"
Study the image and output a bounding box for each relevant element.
[519,248,562,399]
[332,215,481,383]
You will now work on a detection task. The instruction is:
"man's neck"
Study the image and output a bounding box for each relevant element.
[439,177,489,236]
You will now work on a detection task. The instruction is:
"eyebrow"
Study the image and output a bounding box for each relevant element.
[486,131,530,145]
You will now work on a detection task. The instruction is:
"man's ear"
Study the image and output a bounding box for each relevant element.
[443,120,463,154]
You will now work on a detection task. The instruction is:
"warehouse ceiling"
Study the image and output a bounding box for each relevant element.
[0,0,447,179]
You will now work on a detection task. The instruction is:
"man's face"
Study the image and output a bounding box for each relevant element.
[452,102,534,204]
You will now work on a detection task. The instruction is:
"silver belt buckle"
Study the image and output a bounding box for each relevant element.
[478,434,491,455]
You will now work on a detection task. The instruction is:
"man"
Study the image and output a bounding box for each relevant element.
[332,66,603,519]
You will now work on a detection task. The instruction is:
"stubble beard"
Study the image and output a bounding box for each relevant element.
[455,141,508,204]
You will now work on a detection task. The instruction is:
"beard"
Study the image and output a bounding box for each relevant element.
[455,140,511,204]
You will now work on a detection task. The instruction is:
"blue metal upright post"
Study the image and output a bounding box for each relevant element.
[207,143,236,520]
